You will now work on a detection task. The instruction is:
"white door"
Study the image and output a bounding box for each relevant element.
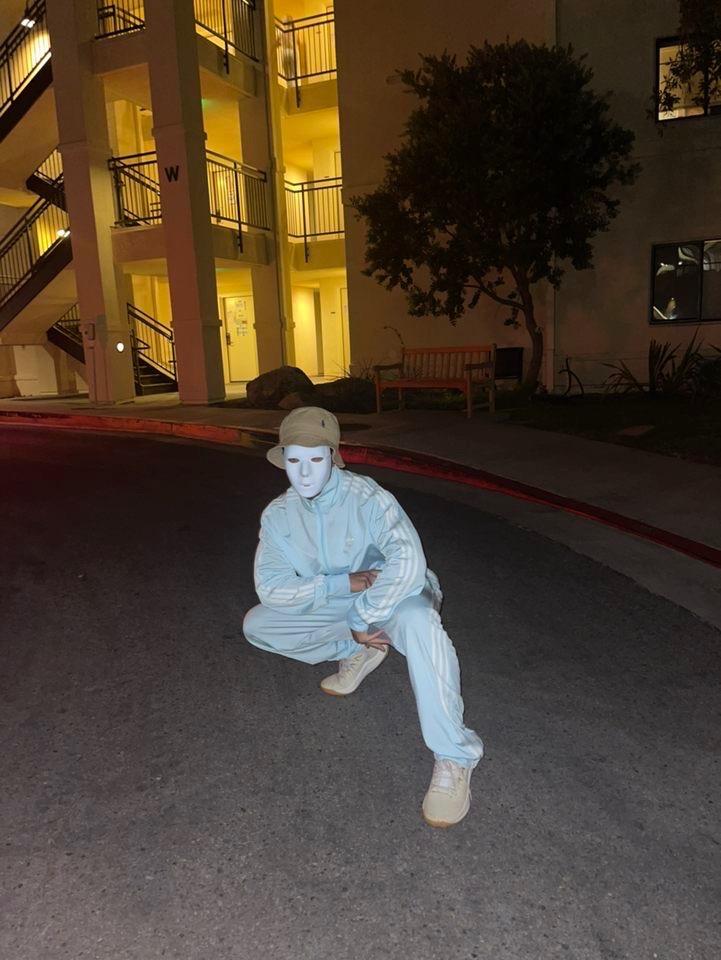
[223,296,259,382]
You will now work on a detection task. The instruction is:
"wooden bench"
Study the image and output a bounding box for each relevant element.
[374,344,497,419]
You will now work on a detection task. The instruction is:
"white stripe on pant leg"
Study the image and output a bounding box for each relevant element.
[430,608,467,736]
[428,609,451,720]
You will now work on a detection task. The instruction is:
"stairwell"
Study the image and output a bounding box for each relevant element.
[0,1,52,145]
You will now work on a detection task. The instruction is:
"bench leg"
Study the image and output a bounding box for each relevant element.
[465,376,473,418]
[489,381,496,415]
[375,376,382,414]
[398,387,405,410]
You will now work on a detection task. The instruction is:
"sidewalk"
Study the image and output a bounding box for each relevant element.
[1,392,719,555]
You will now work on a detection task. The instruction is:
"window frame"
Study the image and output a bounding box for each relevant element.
[650,238,721,326]
[655,35,721,124]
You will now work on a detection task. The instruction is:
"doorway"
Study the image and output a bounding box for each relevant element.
[223,295,259,382]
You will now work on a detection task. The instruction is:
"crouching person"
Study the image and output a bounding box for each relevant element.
[243,407,483,827]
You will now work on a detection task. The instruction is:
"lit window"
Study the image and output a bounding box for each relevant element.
[656,38,721,121]
[651,239,721,323]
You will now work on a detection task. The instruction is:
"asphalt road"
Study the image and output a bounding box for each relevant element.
[1,425,719,960]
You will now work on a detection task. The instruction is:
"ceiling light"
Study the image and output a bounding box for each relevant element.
[21,17,35,28]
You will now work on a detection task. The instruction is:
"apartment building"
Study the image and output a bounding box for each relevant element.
[0,0,347,401]
[0,0,719,401]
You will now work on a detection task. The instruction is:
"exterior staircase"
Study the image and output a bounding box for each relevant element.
[128,303,178,395]
[46,303,83,362]
[47,301,178,396]
[0,0,52,144]
[0,150,70,332]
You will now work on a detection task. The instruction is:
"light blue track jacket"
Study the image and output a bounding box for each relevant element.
[254,467,428,632]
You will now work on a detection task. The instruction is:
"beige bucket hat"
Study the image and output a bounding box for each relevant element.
[267,406,345,469]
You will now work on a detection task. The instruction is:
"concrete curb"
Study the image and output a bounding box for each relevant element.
[2,407,720,570]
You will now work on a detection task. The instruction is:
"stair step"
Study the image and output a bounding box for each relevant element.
[139,382,177,395]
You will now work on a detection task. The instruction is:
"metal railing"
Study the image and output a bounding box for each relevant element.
[0,191,70,309]
[285,177,343,261]
[108,152,162,225]
[275,10,336,106]
[194,0,257,65]
[33,146,63,185]
[128,302,176,382]
[96,1,145,38]
[96,0,257,64]
[206,150,269,233]
[0,0,51,119]
[52,302,82,343]
[109,150,270,240]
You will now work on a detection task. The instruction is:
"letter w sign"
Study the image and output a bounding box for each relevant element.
[164,165,180,182]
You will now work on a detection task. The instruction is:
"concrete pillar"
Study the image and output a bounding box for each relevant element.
[250,0,296,368]
[46,0,135,405]
[145,0,226,404]
[249,263,285,370]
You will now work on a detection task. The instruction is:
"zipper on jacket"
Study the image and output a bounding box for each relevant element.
[315,502,330,573]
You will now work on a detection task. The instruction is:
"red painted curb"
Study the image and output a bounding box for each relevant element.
[2,407,720,570]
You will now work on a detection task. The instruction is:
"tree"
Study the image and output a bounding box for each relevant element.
[656,0,721,118]
[352,41,640,393]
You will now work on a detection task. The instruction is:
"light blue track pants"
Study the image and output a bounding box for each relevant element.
[243,577,484,768]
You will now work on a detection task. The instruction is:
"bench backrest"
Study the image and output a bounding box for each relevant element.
[401,345,496,381]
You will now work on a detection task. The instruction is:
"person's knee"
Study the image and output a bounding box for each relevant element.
[384,594,433,638]
[243,604,267,646]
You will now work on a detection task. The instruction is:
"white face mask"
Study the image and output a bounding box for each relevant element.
[283,444,333,499]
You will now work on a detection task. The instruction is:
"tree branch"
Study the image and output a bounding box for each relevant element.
[474,279,520,310]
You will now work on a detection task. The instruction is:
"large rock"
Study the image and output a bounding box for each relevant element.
[278,391,312,410]
[313,377,375,413]
[246,366,315,409]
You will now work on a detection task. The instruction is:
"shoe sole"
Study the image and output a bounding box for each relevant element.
[319,647,388,696]
[422,792,471,829]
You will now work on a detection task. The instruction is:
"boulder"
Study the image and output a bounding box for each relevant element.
[278,391,312,410]
[313,377,375,413]
[246,365,315,409]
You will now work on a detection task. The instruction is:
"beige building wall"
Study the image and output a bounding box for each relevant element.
[0,344,84,397]
[554,0,721,387]
[335,0,721,389]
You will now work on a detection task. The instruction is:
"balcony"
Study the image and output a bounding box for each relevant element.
[285,176,343,263]
[108,149,270,259]
[275,11,336,108]
[95,0,258,65]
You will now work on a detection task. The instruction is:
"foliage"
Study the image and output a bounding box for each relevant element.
[656,0,721,118]
[505,393,721,465]
[604,332,721,397]
[314,376,376,413]
[352,41,639,393]
[689,345,721,397]
[340,358,376,381]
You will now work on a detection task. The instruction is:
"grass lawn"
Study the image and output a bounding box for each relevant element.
[503,393,721,466]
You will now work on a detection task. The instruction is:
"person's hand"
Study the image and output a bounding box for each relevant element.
[351,628,390,651]
[349,569,379,593]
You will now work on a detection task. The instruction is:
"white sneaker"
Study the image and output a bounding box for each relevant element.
[422,758,473,828]
[320,645,388,696]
